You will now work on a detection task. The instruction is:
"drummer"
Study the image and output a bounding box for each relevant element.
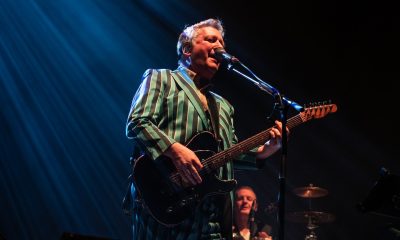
[233,186,273,240]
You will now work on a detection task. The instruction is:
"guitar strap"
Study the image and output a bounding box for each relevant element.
[207,92,234,239]
[206,92,221,145]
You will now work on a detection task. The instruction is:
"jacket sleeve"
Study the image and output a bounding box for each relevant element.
[126,69,176,160]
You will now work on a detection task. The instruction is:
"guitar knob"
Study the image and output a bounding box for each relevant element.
[179,200,186,207]
[166,206,174,213]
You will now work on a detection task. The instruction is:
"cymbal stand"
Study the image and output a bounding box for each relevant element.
[305,216,318,240]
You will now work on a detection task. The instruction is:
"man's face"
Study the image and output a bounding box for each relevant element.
[235,188,257,216]
[188,26,225,80]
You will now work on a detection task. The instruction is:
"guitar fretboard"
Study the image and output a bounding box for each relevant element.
[201,114,303,171]
[168,103,337,181]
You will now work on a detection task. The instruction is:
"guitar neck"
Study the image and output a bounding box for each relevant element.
[203,114,303,170]
[199,103,337,172]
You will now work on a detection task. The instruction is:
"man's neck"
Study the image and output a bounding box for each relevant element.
[181,65,212,92]
[193,76,212,93]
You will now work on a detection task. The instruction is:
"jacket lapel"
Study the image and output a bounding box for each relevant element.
[171,69,209,128]
[207,91,221,140]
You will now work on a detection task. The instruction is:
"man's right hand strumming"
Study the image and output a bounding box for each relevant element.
[164,142,203,185]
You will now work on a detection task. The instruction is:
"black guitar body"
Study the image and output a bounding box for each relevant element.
[132,131,237,226]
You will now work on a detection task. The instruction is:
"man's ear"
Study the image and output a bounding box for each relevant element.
[253,199,258,211]
[182,43,192,56]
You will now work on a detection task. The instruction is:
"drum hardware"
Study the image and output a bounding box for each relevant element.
[289,184,334,240]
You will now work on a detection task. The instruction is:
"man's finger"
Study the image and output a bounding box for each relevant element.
[180,168,195,185]
[192,158,203,170]
[190,165,202,184]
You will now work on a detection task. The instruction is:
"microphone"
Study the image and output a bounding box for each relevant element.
[214,48,240,64]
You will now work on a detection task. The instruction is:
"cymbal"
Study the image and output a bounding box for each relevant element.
[293,184,328,198]
[287,211,335,224]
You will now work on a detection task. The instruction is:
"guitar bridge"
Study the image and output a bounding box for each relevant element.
[165,192,199,214]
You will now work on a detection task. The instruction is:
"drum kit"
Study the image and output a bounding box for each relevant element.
[287,184,335,240]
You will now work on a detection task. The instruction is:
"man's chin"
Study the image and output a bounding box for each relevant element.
[202,67,218,80]
[240,209,251,214]
[208,60,220,70]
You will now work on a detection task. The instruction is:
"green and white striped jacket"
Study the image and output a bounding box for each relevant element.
[126,67,259,240]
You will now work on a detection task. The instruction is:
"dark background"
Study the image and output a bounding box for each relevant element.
[1,0,399,239]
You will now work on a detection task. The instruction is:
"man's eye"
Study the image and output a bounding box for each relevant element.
[206,37,216,43]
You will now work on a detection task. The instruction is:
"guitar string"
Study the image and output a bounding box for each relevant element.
[169,115,304,182]
[169,105,334,182]
[198,116,303,172]
[200,105,335,172]
[169,116,304,181]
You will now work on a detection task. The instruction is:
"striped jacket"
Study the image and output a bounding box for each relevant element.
[126,67,259,239]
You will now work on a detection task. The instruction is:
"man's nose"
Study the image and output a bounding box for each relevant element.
[214,41,224,49]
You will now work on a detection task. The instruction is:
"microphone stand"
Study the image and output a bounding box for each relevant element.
[224,62,303,240]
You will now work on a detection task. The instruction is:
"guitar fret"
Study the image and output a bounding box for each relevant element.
[201,104,336,170]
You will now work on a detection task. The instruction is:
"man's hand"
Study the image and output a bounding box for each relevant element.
[256,120,289,159]
[164,142,203,185]
[257,231,273,240]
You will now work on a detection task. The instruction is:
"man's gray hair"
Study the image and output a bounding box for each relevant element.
[176,18,225,65]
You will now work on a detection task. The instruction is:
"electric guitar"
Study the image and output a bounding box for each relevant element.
[132,103,337,226]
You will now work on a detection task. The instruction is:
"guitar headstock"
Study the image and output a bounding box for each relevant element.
[300,101,338,122]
